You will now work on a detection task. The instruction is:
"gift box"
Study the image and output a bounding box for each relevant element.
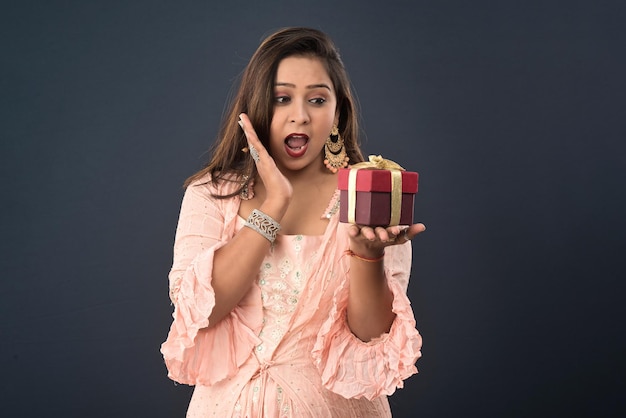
[338,155,419,227]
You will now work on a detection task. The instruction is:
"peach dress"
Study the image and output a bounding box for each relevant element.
[161,175,423,417]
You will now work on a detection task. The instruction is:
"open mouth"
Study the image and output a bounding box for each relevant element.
[284,134,309,158]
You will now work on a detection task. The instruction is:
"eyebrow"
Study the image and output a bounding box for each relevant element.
[275,82,333,91]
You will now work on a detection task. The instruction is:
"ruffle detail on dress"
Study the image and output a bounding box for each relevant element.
[160,243,263,386]
[311,265,422,400]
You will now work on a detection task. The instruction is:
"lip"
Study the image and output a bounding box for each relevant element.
[284,133,309,158]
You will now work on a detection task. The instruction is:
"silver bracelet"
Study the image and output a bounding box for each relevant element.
[244,209,281,243]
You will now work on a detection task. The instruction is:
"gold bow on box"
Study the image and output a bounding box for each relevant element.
[348,155,406,226]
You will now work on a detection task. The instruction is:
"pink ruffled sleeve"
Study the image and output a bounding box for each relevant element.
[160,179,262,386]
[311,242,423,400]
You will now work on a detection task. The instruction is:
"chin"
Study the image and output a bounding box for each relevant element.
[280,159,321,173]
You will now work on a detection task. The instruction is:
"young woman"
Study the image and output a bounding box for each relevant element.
[161,27,426,417]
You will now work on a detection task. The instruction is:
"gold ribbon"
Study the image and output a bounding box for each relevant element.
[347,155,405,226]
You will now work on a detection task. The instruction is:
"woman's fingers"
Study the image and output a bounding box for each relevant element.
[403,223,426,240]
[349,223,426,247]
[239,113,270,165]
[238,113,280,180]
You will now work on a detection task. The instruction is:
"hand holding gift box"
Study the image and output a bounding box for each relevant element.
[338,155,419,227]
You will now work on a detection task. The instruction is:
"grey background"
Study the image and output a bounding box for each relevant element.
[1,1,625,417]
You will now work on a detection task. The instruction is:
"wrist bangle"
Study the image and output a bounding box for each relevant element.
[344,249,385,263]
[244,209,281,243]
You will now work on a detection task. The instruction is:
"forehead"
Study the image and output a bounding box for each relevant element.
[275,56,333,87]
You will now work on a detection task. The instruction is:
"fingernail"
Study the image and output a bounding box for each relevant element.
[238,120,244,129]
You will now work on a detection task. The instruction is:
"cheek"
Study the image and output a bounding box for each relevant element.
[322,113,336,133]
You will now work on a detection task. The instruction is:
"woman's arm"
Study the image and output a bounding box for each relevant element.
[206,113,292,326]
[345,223,426,341]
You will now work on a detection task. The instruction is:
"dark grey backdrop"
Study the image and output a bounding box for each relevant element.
[2,1,625,417]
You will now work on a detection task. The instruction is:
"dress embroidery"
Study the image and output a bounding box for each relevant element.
[321,190,341,219]
[255,234,321,355]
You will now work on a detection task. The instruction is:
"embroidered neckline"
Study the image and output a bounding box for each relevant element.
[321,189,340,220]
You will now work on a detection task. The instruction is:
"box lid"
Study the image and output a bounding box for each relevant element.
[337,168,419,193]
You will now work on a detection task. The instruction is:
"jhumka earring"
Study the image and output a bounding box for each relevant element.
[323,125,349,173]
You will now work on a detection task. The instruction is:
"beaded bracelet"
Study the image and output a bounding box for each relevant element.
[244,209,281,243]
[344,249,385,263]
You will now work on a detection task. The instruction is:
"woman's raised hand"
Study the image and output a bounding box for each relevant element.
[238,113,292,217]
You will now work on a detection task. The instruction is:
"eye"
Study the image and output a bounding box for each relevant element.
[275,95,290,104]
[309,97,326,105]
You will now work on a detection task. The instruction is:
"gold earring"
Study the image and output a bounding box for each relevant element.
[323,125,349,173]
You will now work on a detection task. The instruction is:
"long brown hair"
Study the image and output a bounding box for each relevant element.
[184,27,364,195]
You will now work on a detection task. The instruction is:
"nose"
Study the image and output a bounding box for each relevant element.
[289,100,310,125]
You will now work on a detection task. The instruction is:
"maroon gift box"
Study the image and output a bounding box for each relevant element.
[338,167,419,227]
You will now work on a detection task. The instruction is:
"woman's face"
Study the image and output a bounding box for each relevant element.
[269,56,338,174]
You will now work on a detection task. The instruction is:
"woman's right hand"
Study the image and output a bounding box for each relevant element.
[239,113,292,219]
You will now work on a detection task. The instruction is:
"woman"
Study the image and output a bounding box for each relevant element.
[161,27,426,417]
